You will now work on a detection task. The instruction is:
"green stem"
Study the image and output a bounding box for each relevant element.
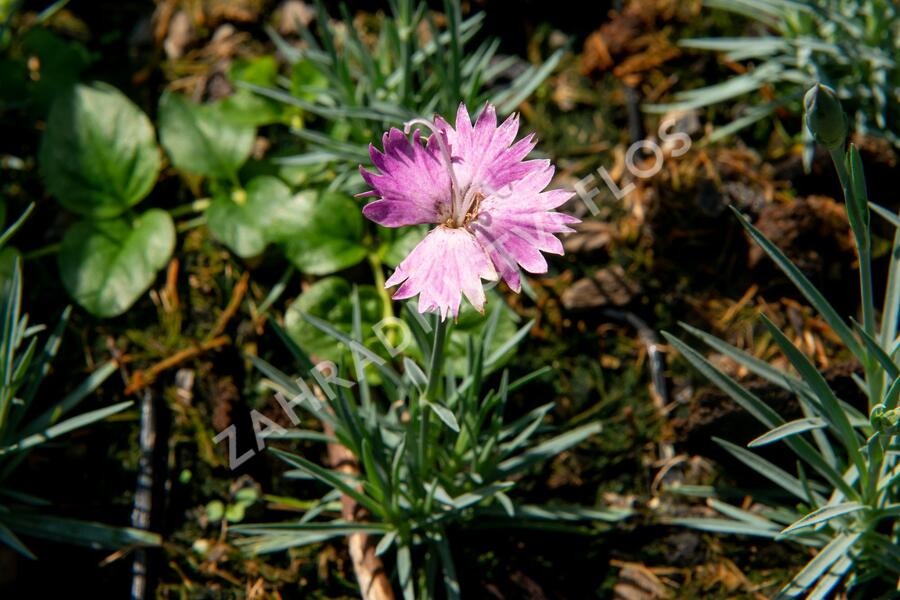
[21,243,60,260]
[425,318,447,401]
[228,171,244,193]
[830,148,880,405]
[175,215,207,233]
[168,198,211,217]
[418,317,448,479]
[830,147,875,337]
[368,253,394,322]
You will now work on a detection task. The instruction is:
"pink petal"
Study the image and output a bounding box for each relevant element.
[385,225,497,320]
[359,129,452,227]
[436,103,546,196]
[469,164,579,292]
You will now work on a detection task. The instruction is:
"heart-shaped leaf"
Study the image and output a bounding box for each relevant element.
[206,176,310,258]
[39,82,160,218]
[21,29,94,115]
[281,191,368,275]
[158,91,255,179]
[285,277,383,362]
[58,209,175,317]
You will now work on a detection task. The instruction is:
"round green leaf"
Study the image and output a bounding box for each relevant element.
[158,91,255,179]
[58,209,175,318]
[285,277,383,362]
[21,29,94,115]
[281,191,368,275]
[206,176,309,258]
[39,82,160,218]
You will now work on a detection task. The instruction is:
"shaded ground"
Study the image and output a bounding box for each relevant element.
[3,0,898,598]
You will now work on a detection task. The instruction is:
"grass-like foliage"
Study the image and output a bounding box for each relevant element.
[649,0,900,148]
[665,85,900,597]
[234,294,628,599]
[244,0,563,190]
[0,205,159,557]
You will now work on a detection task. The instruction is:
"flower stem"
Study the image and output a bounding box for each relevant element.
[829,147,880,403]
[168,198,211,217]
[368,253,394,322]
[418,317,447,479]
[425,318,447,401]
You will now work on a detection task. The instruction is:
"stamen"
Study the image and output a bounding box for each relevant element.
[457,187,480,223]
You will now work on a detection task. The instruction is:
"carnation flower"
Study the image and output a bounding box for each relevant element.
[359,103,578,320]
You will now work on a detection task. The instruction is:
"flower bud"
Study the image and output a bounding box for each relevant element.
[804,84,848,150]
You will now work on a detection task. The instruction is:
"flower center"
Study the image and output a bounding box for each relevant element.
[443,191,485,229]
[404,116,481,228]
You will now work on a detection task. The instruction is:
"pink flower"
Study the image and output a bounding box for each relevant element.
[359,103,579,320]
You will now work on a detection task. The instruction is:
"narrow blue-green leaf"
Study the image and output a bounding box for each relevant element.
[708,498,780,529]
[268,317,315,373]
[0,521,35,559]
[806,552,853,600]
[706,99,783,143]
[871,202,900,228]
[375,530,397,556]
[760,315,863,471]
[434,534,461,600]
[235,532,345,554]
[853,319,899,380]
[495,422,601,477]
[302,313,402,389]
[715,438,814,502]
[402,358,428,390]
[0,204,33,253]
[485,319,534,369]
[880,210,900,346]
[397,544,414,600]
[669,517,779,538]
[779,502,864,536]
[499,402,554,453]
[731,206,865,360]
[511,504,631,522]
[21,360,117,436]
[778,532,860,597]
[425,400,460,433]
[493,49,564,115]
[439,482,514,511]
[748,418,827,448]
[9,512,160,550]
[3,400,132,455]
[269,448,385,518]
[19,306,70,412]
[678,322,822,399]
[233,520,387,535]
